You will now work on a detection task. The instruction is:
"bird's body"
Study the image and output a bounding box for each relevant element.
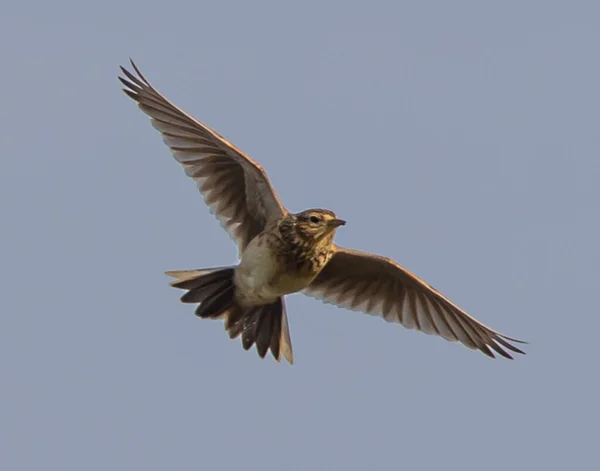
[235,225,292,306]
[118,60,527,363]
[235,213,338,306]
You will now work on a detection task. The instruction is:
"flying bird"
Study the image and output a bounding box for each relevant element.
[118,60,526,364]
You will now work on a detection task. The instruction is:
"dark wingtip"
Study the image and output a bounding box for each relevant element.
[496,336,527,356]
[502,335,528,345]
[495,348,515,360]
[479,344,496,359]
[129,58,150,86]
[122,89,139,101]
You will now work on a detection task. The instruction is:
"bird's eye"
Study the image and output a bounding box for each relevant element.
[309,216,320,224]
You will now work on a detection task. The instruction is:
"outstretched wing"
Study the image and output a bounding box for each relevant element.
[305,246,526,359]
[119,60,287,255]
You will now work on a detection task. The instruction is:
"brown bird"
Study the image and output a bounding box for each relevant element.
[119,60,526,364]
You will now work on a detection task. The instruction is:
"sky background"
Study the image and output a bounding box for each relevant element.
[1,1,598,469]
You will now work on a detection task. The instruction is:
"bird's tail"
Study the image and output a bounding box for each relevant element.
[166,268,293,364]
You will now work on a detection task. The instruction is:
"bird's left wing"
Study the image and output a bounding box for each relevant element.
[118,60,287,255]
[304,246,526,359]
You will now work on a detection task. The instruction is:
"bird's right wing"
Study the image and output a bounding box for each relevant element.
[305,246,526,359]
[118,60,287,255]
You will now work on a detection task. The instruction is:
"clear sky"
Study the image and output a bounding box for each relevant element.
[2,1,598,470]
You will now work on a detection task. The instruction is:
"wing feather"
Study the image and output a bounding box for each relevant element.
[119,60,287,254]
[305,246,526,359]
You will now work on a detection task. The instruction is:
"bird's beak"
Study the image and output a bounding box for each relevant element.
[328,218,346,228]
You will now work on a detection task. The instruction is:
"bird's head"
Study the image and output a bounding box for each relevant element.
[291,209,346,246]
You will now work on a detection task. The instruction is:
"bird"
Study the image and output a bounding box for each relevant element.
[118,59,526,364]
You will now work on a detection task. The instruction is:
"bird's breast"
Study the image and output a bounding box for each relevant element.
[234,231,328,305]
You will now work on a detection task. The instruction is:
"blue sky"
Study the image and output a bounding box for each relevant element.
[2,1,598,469]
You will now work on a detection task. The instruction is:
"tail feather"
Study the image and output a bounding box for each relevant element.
[268,305,282,360]
[194,283,235,319]
[224,306,245,336]
[166,268,294,364]
[167,267,232,290]
[180,279,230,304]
[239,301,288,360]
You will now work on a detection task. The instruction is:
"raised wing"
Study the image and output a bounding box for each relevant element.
[305,246,526,359]
[118,60,287,255]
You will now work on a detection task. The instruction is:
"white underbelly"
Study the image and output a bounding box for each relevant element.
[234,235,315,305]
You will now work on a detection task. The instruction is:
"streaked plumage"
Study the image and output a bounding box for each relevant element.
[119,59,526,363]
